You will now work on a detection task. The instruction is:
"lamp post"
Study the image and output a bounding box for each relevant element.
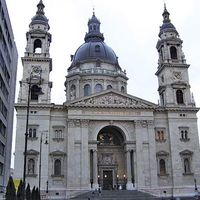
[22,69,43,199]
[39,131,48,193]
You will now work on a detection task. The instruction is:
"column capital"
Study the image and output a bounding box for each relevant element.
[81,119,89,128]
[67,119,81,127]
[134,120,154,128]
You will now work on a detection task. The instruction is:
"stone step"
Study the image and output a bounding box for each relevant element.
[70,190,158,200]
[69,190,196,200]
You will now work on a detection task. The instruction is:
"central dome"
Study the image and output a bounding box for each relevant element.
[69,12,119,69]
[72,41,118,65]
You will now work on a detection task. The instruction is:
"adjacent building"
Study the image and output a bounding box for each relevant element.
[0,0,18,191]
[14,1,200,198]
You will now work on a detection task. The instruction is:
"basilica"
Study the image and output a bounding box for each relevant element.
[14,0,200,198]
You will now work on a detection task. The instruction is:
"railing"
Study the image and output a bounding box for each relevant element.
[68,68,127,77]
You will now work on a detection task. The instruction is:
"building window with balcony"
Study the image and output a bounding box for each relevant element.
[159,159,166,176]
[156,151,169,177]
[28,125,38,140]
[50,151,66,178]
[54,159,61,176]
[27,158,35,175]
[155,128,166,142]
[179,127,190,142]
[52,126,65,142]
[180,150,193,175]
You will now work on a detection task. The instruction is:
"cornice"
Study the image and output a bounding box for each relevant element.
[67,104,156,110]
[22,56,52,63]
[154,106,199,113]
[155,63,189,75]
[15,103,65,110]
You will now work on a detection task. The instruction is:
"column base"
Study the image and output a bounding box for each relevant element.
[126,182,135,190]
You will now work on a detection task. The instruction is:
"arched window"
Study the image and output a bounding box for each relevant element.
[28,159,35,175]
[95,84,103,93]
[31,85,42,101]
[28,128,37,138]
[70,85,76,100]
[184,158,190,173]
[185,130,188,140]
[54,159,61,176]
[107,85,112,90]
[34,39,42,53]
[84,84,91,96]
[121,86,125,93]
[29,128,32,138]
[170,46,177,59]
[33,128,37,138]
[159,159,166,175]
[176,90,184,104]
[95,45,100,52]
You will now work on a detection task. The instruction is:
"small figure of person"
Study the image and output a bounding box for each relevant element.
[98,186,101,196]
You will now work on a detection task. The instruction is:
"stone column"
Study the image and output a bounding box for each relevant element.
[135,120,145,188]
[76,78,80,98]
[126,150,134,190]
[93,149,98,189]
[80,120,89,189]
[133,150,136,187]
[67,119,75,189]
[147,120,157,188]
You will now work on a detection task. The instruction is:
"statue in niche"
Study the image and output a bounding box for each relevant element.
[70,85,76,100]
[98,133,114,144]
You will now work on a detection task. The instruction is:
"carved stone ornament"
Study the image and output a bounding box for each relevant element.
[70,91,155,108]
[172,71,182,80]
[99,153,115,165]
[81,119,89,128]
[32,66,42,74]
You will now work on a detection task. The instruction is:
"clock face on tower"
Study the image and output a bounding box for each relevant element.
[32,66,42,75]
[173,71,182,80]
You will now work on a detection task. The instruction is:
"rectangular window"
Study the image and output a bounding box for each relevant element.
[0,162,3,175]
[179,127,190,142]
[52,126,65,142]
[0,119,6,137]
[0,142,5,156]
[28,125,38,139]
[155,128,166,142]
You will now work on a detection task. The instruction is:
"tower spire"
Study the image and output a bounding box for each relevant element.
[84,12,104,42]
[162,2,170,23]
[36,0,45,15]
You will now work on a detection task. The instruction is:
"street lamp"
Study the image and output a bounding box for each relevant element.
[39,131,48,193]
[23,69,43,199]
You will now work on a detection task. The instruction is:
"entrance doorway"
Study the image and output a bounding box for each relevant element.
[103,170,113,190]
[96,126,126,190]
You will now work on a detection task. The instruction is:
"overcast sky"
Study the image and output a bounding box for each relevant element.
[5,0,200,166]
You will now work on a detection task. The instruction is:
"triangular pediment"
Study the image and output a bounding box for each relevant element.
[49,150,66,156]
[180,150,193,155]
[66,89,157,108]
[26,149,39,155]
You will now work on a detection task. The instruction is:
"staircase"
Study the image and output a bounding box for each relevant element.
[70,190,158,200]
[69,190,196,200]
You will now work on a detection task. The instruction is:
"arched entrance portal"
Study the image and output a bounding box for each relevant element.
[97,126,126,190]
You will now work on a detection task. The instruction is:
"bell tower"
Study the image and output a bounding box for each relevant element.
[18,0,52,104]
[155,4,195,107]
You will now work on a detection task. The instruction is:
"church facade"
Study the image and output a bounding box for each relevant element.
[14,1,200,198]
